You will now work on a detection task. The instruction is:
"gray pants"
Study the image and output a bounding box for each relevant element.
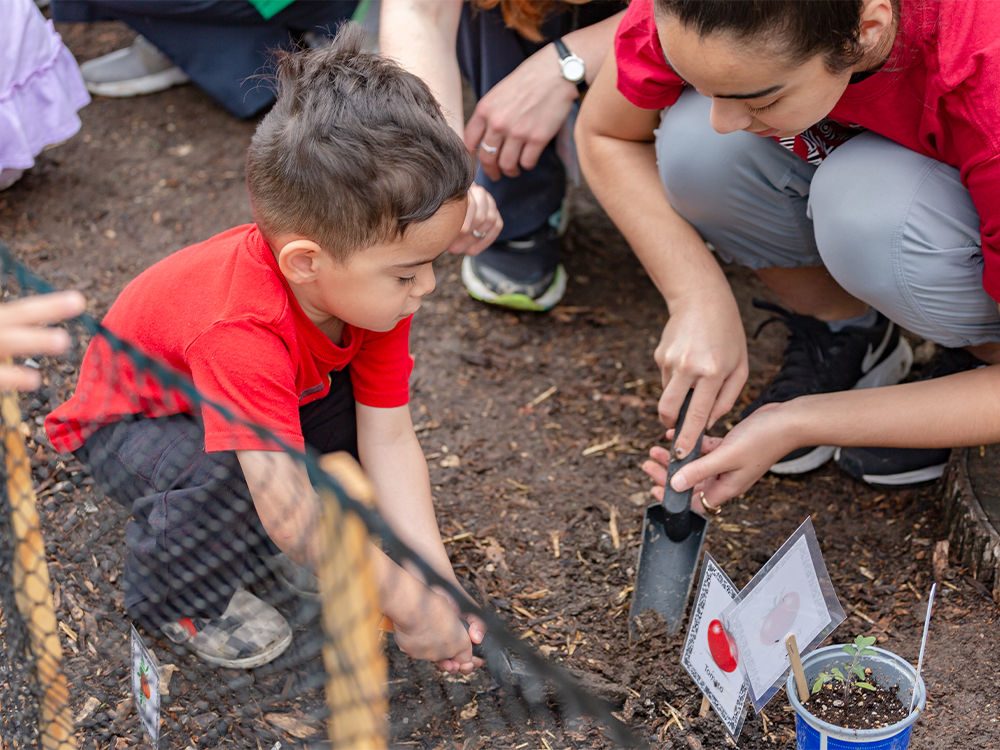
[655,89,1000,349]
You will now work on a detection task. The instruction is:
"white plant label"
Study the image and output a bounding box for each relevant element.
[131,625,160,748]
[681,554,749,741]
[721,518,845,712]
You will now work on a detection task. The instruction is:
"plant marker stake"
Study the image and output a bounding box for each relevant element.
[784,633,809,704]
[909,582,936,714]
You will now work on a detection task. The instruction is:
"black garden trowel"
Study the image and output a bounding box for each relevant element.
[629,391,709,637]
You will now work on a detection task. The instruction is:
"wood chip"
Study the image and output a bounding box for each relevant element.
[933,539,950,582]
[58,620,78,642]
[550,531,561,558]
[441,532,472,544]
[582,434,620,456]
[608,505,620,550]
[265,713,320,739]
[439,454,460,468]
[75,696,101,724]
[521,588,550,600]
[459,700,478,720]
[699,695,710,718]
[525,386,557,409]
[617,585,634,602]
[505,478,531,492]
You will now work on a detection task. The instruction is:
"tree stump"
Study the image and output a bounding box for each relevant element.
[943,446,1000,605]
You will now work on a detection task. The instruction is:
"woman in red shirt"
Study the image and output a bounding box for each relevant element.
[577,0,1000,507]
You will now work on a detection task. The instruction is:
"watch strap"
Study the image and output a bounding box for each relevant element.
[553,37,588,96]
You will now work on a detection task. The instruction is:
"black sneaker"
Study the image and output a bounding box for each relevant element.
[461,223,566,311]
[835,347,986,486]
[743,300,913,474]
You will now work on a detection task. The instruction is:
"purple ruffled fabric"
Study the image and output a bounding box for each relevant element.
[0,0,90,171]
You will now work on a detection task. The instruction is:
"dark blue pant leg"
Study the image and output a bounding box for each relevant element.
[455,2,623,240]
[75,367,359,628]
[52,0,358,118]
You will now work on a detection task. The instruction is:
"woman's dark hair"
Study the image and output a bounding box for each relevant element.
[654,0,872,73]
[246,23,474,261]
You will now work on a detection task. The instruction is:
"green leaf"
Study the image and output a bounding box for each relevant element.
[860,647,878,658]
[831,667,845,682]
[855,682,875,691]
[852,664,866,681]
[812,677,826,694]
[856,636,877,649]
[842,644,857,658]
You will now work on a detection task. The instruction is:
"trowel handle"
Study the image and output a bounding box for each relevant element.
[663,390,704,516]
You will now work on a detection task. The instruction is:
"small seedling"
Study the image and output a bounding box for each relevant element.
[811,635,877,703]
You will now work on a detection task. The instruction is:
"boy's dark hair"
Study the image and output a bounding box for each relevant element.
[246,24,474,261]
[654,0,879,73]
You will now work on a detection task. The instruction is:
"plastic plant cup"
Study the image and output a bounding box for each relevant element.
[786,645,926,750]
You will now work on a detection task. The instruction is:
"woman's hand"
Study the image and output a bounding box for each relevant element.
[654,294,749,459]
[0,291,86,391]
[447,186,503,256]
[642,402,799,511]
[464,43,578,181]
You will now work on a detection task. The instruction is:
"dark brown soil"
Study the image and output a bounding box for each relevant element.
[1,20,998,749]
[808,675,907,731]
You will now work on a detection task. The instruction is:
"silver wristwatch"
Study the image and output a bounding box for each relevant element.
[553,37,587,96]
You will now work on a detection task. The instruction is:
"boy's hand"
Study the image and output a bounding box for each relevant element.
[447,186,502,257]
[642,402,797,511]
[392,589,484,674]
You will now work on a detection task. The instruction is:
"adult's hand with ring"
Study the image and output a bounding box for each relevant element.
[642,401,803,512]
[464,42,579,181]
[447,185,503,256]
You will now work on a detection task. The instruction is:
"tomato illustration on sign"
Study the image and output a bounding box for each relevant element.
[706,619,739,673]
[138,657,150,703]
[760,591,800,645]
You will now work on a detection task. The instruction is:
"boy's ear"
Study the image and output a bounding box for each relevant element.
[277,239,324,284]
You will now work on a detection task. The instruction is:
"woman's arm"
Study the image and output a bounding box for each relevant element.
[645,365,1000,510]
[575,48,748,456]
[379,0,466,135]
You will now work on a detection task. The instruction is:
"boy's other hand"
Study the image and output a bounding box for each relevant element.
[0,291,86,392]
[447,186,502,257]
[392,589,483,675]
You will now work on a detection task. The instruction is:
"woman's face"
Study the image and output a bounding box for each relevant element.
[656,16,853,138]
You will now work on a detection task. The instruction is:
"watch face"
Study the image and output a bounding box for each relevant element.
[562,58,585,83]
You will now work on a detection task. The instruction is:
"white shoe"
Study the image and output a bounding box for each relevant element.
[80,36,189,98]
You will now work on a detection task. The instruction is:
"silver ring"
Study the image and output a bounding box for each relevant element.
[479,142,499,155]
[472,229,487,239]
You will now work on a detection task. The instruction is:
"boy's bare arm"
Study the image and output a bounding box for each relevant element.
[355,403,459,589]
[238,445,481,672]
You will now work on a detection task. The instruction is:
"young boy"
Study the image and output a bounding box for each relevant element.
[45,24,488,673]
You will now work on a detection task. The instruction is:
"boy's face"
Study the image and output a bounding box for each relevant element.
[300,198,467,333]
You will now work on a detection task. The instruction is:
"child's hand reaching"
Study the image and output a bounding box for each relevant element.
[392,588,485,674]
[447,186,503,257]
[0,291,86,391]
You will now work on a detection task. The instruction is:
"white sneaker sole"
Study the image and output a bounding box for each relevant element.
[83,49,190,98]
[194,628,293,670]
[461,256,567,312]
[832,447,948,486]
[769,338,914,475]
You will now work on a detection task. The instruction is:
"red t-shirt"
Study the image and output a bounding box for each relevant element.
[45,225,414,454]
[615,0,1000,301]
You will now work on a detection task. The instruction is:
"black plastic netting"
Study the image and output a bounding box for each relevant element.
[0,241,640,749]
